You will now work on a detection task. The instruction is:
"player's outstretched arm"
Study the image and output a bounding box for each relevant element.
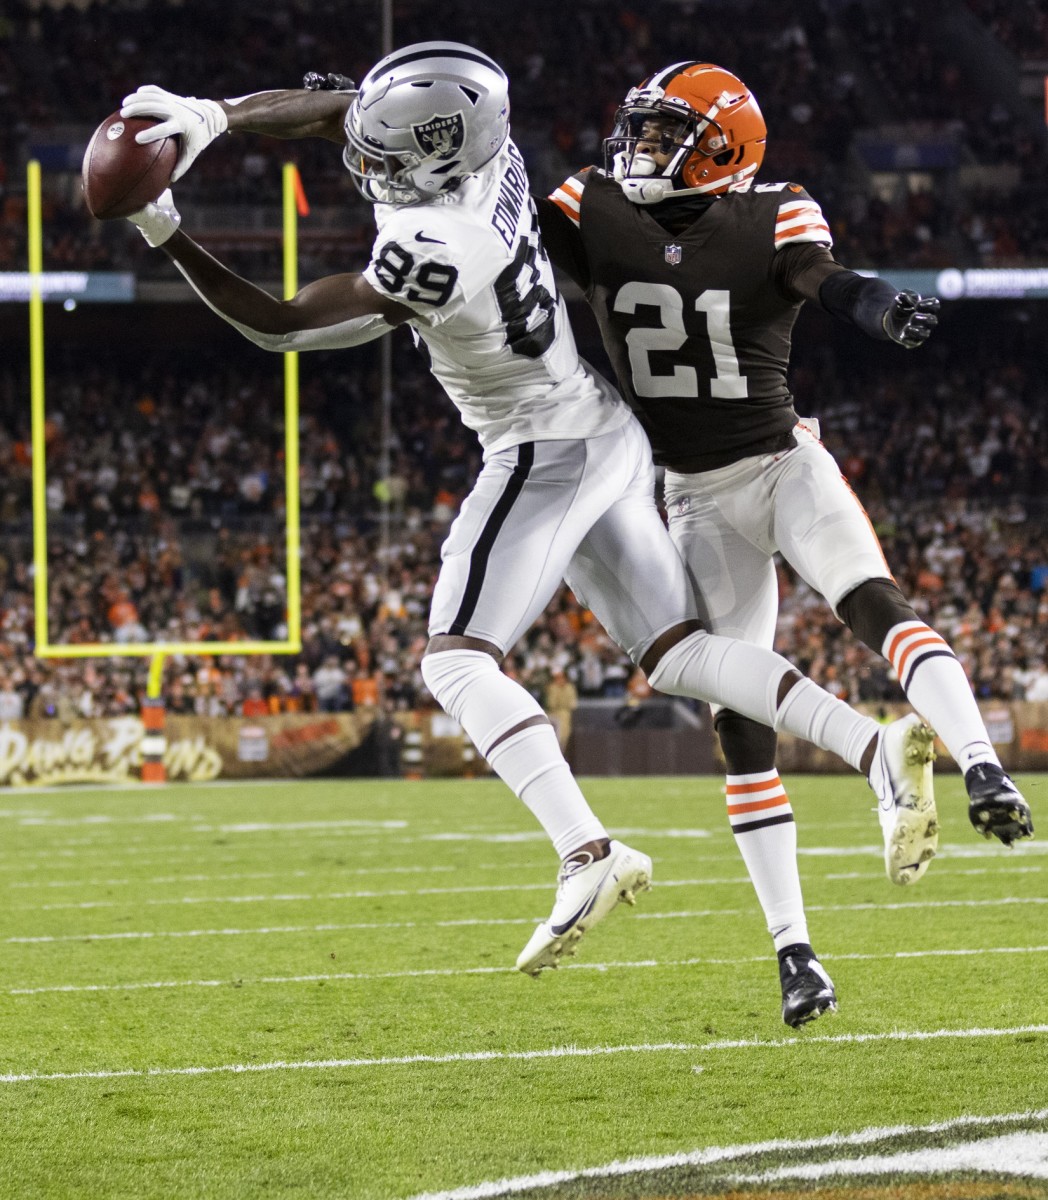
[120,84,350,181]
[126,190,410,351]
[777,245,940,348]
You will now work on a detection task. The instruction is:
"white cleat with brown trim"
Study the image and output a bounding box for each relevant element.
[869,713,938,885]
[516,840,652,976]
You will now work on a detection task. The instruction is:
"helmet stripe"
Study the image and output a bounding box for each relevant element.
[371,45,505,79]
[648,60,701,91]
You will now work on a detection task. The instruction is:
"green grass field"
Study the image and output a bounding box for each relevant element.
[1,773,1046,1199]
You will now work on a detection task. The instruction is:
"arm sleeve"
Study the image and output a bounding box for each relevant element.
[772,243,895,341]
[534,196,591,291]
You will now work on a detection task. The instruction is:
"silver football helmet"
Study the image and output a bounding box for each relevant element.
[344,41,510,205]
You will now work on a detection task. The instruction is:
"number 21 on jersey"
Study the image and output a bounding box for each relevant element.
[613,283,748,400]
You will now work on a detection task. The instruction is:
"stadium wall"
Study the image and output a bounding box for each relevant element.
[2,702,1047,788]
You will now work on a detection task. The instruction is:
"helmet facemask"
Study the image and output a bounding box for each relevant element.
[344,107,438,206]
[604,64,766,205]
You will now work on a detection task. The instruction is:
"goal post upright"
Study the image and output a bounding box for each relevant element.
[282,162,303,648]
[27,160,50,651]
[27,159,306,781]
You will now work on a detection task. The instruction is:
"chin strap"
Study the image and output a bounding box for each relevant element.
[618,177,675,205]
[614,164,758,205]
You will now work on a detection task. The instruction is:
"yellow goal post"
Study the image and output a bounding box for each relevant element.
[28,160,305,692]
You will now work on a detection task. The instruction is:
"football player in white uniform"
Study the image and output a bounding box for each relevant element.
[535,61,1034,1021]
[120,44,935,999]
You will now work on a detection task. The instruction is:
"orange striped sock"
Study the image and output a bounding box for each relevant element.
[726,770,808,951]
[883,620,1001,772]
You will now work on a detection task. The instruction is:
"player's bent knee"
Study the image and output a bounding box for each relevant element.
[639,618,707,677]
[714,709,778,775]
[837,578,917,650]
[420,648,502,722]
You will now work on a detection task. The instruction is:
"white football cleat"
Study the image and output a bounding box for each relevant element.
[868,713,938,885]
[516,840,652,977]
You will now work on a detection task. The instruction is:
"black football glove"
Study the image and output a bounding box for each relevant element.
[883,290,940,349]
[303,71,357,92]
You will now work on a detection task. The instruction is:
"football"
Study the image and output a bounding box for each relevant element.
[82,112,178,220]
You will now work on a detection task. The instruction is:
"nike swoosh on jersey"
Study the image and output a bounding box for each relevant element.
[414,232,445,244]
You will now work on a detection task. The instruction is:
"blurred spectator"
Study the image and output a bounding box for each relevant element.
[545,667,578,752]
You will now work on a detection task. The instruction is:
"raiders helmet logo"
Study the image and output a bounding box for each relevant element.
[412,113,466,159]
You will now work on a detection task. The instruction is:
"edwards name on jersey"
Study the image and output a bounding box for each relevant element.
[538,168,834,472]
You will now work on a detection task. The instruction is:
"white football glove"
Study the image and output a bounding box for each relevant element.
[126,188,181,247]
[120,85,228,182]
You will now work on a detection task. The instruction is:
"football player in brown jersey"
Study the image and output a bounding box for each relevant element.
[537,61,1033,1027]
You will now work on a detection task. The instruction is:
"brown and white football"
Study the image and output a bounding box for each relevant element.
[82,112,178,220]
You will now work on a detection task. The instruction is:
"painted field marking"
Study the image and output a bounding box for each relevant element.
[726,1130,1048,1184]
[8,944,1048,996]
[19,876,758,911]
[0,1041,697,1084]
[7,895,1047,944]
[9,860,1043,895]
[2,1028,1046,1087]
[400,1109,1048,1200]
[6,863,485,890]
[16,813,183,827]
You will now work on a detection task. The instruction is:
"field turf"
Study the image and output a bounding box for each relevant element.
[1,773,1046,1199]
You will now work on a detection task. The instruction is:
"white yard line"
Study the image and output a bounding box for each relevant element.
[7,864,469,890]
[0,1041,698,1084]
[2,1028,1046,1087]
[10,876,1048,912]
[19,876,758,911]
[7,894,1047,943]
[9,861,1043,894]
[8,944,1048,996]
[400,1109,1048,1200]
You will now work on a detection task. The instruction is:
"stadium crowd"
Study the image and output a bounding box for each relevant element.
[2,0,1047,277]
[1,0,1045,727]
[2,300,1046,721]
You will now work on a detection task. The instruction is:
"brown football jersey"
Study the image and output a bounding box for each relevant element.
[538,169,834,471]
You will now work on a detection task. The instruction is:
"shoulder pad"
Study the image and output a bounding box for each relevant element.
[773,188,832,250]
[548,165,597,227]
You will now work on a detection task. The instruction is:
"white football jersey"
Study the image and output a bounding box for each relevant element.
[362,140,629,456]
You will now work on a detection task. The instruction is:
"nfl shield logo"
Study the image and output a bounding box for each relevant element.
[664,243,683,266]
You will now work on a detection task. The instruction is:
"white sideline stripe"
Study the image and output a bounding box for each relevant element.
[8,895,1047,943]
[0,1041,697,1085]
[10,944,1048,995]
[401,1110,1048,1200]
